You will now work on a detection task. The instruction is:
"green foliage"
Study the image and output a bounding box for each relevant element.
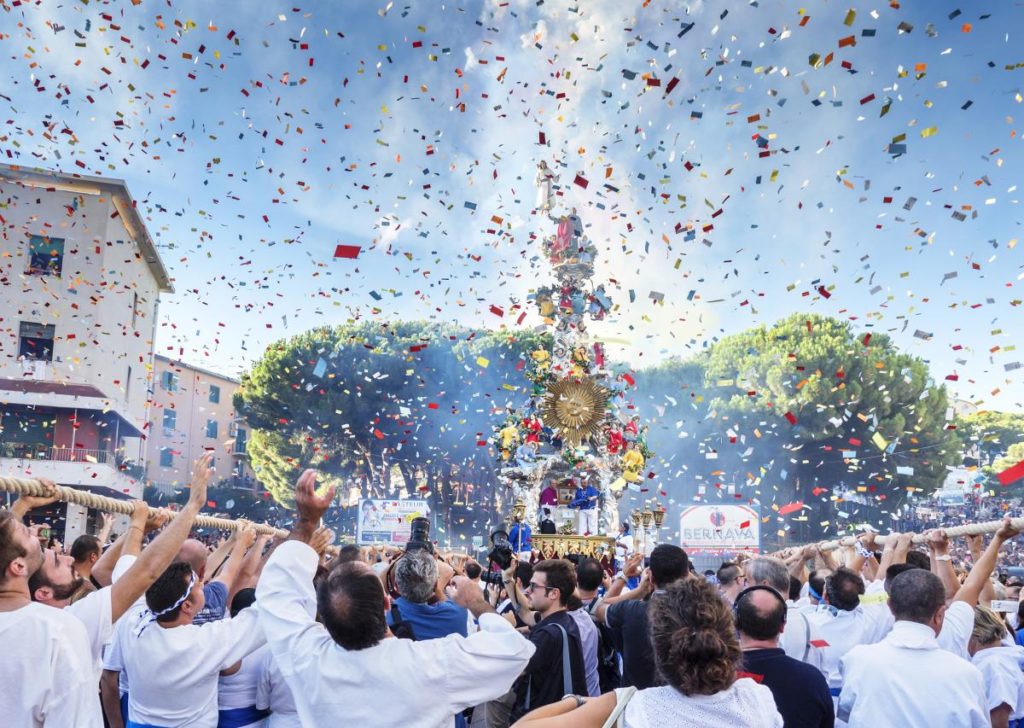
[956,411,1024,465]
[235,320,549,504]
[699,313,959,493]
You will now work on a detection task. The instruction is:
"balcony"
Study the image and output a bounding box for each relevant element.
[0,441,144,497]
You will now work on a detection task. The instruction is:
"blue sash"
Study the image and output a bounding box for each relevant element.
[127,722,167,728]
[119,693,128,724]
[829,687,842,697]
[218,705,271,728]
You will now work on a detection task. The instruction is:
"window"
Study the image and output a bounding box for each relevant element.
[162,409,176,432]
[160,371,178,391]
[19,322,55,362]
[206,419,218,438]
[209,384,220,403]
[159,448,174,467]
[27,235,65,276]
[234,427,247,454]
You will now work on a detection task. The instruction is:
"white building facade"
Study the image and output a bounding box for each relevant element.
[0,164,171,542]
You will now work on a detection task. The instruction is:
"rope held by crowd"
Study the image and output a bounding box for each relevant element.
[781,517,1024,555]
[0,473,289,538]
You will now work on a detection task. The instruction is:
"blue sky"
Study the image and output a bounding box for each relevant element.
[2,0,1023,410]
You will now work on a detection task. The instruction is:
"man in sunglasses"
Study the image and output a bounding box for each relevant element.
[509,560,587,723]
[736,584,835,728]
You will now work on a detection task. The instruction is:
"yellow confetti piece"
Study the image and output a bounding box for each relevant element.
[872,432,888,451]
[920,126,939,138]
[476,356,490,368]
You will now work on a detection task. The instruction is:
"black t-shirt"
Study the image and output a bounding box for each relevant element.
[740,648,835,728]
[605,599,660,689]
[511,610,588,720]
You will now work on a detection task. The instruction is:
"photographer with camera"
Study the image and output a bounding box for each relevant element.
[388,549,467,641]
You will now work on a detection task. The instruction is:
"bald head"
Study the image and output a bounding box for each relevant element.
[734,586,787,641]
[176,539,208,578]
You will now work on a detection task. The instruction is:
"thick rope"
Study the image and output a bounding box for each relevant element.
[774,517,1024,556]
[0,474,342,553]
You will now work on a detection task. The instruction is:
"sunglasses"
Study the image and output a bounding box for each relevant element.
[525,581,556,594]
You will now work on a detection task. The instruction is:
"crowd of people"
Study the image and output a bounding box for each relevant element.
[4,458,1024,727]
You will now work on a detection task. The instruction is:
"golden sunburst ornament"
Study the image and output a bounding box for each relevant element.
[540,377,610,447]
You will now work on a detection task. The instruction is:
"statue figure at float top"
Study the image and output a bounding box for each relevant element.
[490,160,654,538]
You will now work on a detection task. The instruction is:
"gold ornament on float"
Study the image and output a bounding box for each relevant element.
[539,377,610,447]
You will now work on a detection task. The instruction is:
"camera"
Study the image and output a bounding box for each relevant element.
[480,568,505,587]
[487,525,514,571]
[406,516,433,554]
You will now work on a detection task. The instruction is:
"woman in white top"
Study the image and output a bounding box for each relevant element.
[969,605,1024,728]
[511,577,782,728]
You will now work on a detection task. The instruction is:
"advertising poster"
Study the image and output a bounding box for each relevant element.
[356,498,430,547]
[679,505,760,554]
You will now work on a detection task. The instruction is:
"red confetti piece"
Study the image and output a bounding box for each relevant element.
[739,520,751,529]
[997,460,1024,486]
[784,411,798,425]
[778,501,804,516]
[809,639,830,648]
[489,305,504,317]
[573,174,589,189]
[334,244,362,259]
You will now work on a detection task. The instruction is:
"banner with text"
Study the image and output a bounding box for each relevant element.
[679,505,760,554]
[356,498,430,547]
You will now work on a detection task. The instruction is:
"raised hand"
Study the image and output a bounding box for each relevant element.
[996,518,1021,542]
[623,552,643,578]
[925,529,950,553]
[187,453,214,510]
[294,469,334,524]
[13,478,59,516]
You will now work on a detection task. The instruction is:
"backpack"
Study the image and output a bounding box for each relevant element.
[587,597,622,692]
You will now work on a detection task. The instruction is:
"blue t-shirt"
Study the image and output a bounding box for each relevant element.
[194,581,228,625]
[389,597,469,640]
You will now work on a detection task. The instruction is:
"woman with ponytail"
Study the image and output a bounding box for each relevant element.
[512,576,782,727]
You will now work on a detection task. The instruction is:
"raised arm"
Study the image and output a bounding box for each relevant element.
[257,470,336,677]
[954,519,1021,606]
[97,513,114,548]
[213,522,258,603]
[9,478,59,519]
[926,529,960,602]
[235,534,272,592]
[108,454,212,622]
[92,500,167,587]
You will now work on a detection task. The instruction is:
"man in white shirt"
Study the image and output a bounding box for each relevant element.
[257,469,536,728]
[120,525,264,728]
[838,568,989,727]
[806,566,891,698]
[0,509,100,728]
[0,457,214,728]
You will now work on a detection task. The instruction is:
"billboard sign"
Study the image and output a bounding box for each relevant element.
[356,498,430,547]
[679,505,760,553]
